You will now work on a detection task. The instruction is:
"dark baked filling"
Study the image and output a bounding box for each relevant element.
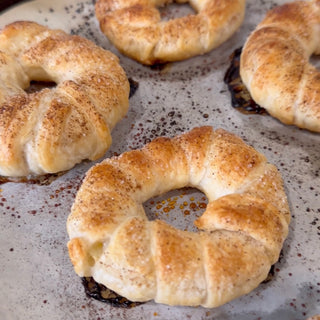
[129,78,139,98]
[224,47,267,115]
[0,172,65,185]
[81,251,283,308]
[81,277,144,308]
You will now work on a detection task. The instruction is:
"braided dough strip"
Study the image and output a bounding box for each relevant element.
[0,21,129,176]
[95,0,246,65]
[67,126,290,307]
[240,0,320,132]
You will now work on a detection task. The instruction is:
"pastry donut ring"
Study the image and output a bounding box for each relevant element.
[240,0,320,132]
[67,126,290,308]
[0,21,129,177]
[95,0,246,65]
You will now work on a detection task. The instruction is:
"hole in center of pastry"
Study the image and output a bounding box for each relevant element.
[309,54,320,70]
[159,2,196,22]
[143,187,208,232]
[25,80,57,94]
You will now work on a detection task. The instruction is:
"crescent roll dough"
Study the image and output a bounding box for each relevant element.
[67,126,290,308]
[0,21,129,177]
[240,0,320,132]
[95,0,246,65]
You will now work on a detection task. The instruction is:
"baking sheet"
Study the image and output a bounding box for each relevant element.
[0,0,319,319]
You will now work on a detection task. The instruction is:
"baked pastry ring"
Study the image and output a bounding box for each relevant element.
[67,126,290,308]
[0,21,129,177]
[240,0,320,132]
[95,0,246,65]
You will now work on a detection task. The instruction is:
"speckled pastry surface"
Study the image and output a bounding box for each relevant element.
[0,1,319,319]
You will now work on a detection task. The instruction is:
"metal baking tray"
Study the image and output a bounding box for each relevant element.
[0,0,319,319]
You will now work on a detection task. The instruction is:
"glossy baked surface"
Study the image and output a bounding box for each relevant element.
[0,0,319,319]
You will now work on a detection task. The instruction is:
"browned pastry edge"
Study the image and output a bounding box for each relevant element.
[67,126,290,308]
[240,0,320,132]
[95,0,246,65]
[306,316,320,320]
[0,21,129,176]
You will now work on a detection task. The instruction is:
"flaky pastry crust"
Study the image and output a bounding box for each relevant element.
[0,21,129,177]
[67,126,290,308]
[95,0,246,65]
[240,0,320,132]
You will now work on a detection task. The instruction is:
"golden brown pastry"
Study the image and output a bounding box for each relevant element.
[240,0,320,132]
[95,0,246,65]
[0,21,129,177]
[67,126,290,308]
